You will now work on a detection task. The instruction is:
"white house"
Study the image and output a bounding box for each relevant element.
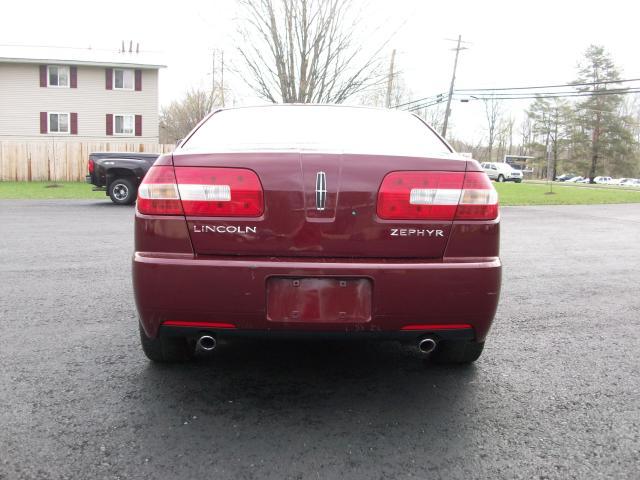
[0,47,165,142]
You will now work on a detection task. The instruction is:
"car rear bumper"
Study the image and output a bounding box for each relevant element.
[159,325,477,345]
[133,254,501,342]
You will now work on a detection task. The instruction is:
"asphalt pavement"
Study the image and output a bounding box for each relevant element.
[0,200,638,480]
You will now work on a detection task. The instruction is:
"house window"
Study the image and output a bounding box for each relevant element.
[113,69,134,90]
[114,114,135,135]
[48,66,70,87]
[49,113,70,133]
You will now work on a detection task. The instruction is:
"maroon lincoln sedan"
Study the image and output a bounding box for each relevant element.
[133,105,501,364]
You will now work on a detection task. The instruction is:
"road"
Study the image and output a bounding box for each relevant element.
[1,201,638,480]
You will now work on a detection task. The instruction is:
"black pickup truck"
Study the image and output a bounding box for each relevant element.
[86,152,160,204]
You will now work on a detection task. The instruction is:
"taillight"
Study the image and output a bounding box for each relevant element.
[137,166,183,215]
[377,171,464,220]
[137,166,264,217]
[377,170,498,221]
[455,171,499,220]
[175,167,263,217]
[88,159,94,174]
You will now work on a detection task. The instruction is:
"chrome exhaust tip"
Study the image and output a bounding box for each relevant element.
[196,335,217,352]
[418,337,437,355]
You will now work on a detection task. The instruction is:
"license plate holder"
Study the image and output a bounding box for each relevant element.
[266,277,372,323]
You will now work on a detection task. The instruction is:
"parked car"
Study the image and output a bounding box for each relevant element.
[480,162,523,183]
[577,177,591,184]
[619,178,637,186]
[593,176,612,184]
[555,173,576,182]
[565,176,584,183]
[133,105,501,364]
[610,178,628,185]
[86,152,160,204]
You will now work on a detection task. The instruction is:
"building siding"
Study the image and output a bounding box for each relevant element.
[0,63,159,142]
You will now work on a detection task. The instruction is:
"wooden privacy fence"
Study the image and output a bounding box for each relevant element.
[0,141,175,182]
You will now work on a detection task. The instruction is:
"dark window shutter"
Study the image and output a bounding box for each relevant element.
[39,65,47,87]
[106,114,113,135]
[40,112,48,133]
[70,66,77,88]
[135,69,142,91]
[105,68,113,90]
[70,113,78,134]
[135,115,142,136]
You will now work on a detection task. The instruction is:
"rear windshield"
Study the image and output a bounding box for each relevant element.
[180,105,452,157]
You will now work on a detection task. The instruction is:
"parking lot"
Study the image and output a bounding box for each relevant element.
[1,200,638,479]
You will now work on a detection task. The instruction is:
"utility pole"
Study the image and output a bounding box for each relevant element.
[211,50,216,105]
[441,35,468,138]
[220,50,225,107]
[546,134,554,194]
[591,111,600,183]
[385,49,396,108]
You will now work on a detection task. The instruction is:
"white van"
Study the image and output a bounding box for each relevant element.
[594,176,612,184]
[481,162,523,183]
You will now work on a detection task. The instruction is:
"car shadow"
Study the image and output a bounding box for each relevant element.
[124,338,484,476]
[86,201,135,208]
[136,338,480,419]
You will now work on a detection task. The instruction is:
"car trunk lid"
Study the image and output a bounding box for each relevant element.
[172,151,467,259]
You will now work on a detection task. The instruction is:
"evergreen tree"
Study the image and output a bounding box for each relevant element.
[527,97,571,179]
[573,45,637,181]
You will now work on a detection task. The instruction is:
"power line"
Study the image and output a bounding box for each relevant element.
[444,37,472,45]
[459,89,640,101]
[462,86,638,98]
[395,77,640,109]
[406,88,640,110]
[456,77,640,92]
[394,93,446,109]
[406,99,447,112]
[398,88,640,114]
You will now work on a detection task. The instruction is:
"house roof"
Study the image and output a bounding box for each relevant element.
[0,45,166,69]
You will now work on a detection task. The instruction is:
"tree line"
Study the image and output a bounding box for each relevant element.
[449,46,640,180]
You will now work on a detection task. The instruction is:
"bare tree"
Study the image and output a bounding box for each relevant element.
[483,97,502,161]
[160,89,216,144]
[506,116,515,154]
[448,137,485,160]
[417,104,446,134]
[495,124,506,162]
[236,0,387,103]
[519,117,533,156]
[359,63,410,109]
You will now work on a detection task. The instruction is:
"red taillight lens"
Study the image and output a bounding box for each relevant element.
[377,171,464,220]
[455,171,499,220]
[174,167,263,217]
[377,170,498,221]
[137,166,264,217]
[137,166,184,215]
[88,159,94,174]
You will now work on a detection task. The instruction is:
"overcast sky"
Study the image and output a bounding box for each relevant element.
[3,0,640,143]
